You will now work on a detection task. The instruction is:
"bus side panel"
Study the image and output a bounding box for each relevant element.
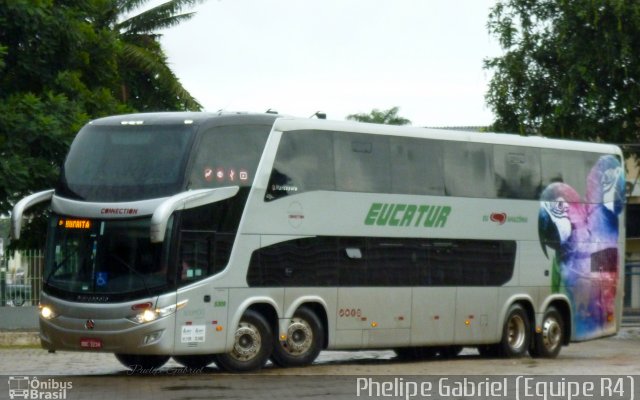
[410,287,455,346]
[174,284,229,355]
[335,287,411,349]
[453,287,498,344]
[519,240,552,288]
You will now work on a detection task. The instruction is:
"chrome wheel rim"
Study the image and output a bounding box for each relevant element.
[507,314,526,350]
[284,318,313,355]
[542,317,561,352]
[231,322,261,361]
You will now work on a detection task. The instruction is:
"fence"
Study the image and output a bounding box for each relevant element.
[0,250,44,307]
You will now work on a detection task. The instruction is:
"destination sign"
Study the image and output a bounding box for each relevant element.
[59,218,92,229]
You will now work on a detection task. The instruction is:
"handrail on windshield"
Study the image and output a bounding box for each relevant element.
[149,186,240,243]
[11,189,55,240]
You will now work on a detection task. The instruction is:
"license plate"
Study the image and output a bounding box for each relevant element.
[80,338,102,349]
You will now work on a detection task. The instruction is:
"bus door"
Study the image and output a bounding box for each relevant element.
[173,231,232,354]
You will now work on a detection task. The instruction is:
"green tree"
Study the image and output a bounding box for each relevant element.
[0,1,128,248]
[93,0,202,111]
[0,1,203,249]
[0,44,6,70]
[484,0,640,143]
[346,107,411,125]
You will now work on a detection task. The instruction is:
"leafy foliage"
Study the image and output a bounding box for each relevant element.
[95,0,203,111]
[0,45,6,70]
[485,0,640,143]
[0,0,202,249]
[346,107,411,125]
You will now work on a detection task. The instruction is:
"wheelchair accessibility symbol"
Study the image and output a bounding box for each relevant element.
[96,272,108,287]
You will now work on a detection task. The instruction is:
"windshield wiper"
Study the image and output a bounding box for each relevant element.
[108,254,152,297]
[44,254,73,285]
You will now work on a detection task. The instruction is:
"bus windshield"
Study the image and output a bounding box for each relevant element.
[44,216,170,301]
[59,124,196,201]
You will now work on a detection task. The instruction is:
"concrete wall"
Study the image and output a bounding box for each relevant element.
[0,306,39,330]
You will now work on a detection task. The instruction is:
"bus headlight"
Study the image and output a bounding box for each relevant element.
[40,305,57,320]
[129,300,188,324]
[140,309,158,323]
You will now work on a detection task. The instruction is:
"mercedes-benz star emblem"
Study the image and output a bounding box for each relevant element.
[85,319,95,330]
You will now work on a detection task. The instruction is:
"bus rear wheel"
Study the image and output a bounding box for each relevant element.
[530,307,564,358]
[271,307,324,367]
[115,354,170,372]
[173,354,217,369]
[214,309,272,372]
[499,304,531,358]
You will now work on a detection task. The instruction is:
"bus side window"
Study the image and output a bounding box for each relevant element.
[494,146,542,199]
[188,125,270,189]
[178,232,231,283]
[266,130,335,201]
[443,141,496,198]
[334,132,391,193]
[179,233,207,281]
[541,149,601,197]
[338,238,368,286]
[390,137,444,196]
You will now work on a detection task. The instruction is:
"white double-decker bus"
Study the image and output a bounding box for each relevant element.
[12,112,625,372]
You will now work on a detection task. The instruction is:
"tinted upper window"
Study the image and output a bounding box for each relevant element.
[541,149,602,197]
[390,137,444,195]
[188,125,271,189]
[59,124,195,201]
[494,146,542,199]
[443,141,496,198]
[264,129,614,202]
[334,132,391,193]
[266,130,335,201]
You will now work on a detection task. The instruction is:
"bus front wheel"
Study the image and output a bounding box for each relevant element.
[114,354,170,372]
[499,304,531,358]
[271,306,324,367]
[530,307,564,358]
[215,309,273,372]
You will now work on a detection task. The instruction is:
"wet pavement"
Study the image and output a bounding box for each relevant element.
[1,327,639,376]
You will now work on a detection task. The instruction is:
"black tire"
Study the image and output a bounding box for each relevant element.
[394,346,438,360]
[530,307,564,358]
[172,354,217,369]
[115,354,170,372]
[214,309,273,372]
[499,304,531,358]
[477,344,500,358]
[271,307,324,367]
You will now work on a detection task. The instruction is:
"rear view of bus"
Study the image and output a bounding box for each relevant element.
[12,112,277,370]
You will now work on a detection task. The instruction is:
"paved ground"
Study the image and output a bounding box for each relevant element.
[0,329,638,400]
[1,327,639,376]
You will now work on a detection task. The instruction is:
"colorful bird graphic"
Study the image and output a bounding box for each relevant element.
[538,155,625,340]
